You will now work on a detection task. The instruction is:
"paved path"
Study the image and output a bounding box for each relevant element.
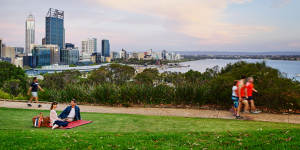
[1,100,299,124]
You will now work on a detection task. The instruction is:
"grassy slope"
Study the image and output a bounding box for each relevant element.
[0,107,300,150]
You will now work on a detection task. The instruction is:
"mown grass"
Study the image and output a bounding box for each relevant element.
[0,107,300,149]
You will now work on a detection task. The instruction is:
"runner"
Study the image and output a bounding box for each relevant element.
[236,75,249,119]
[246,77,261,114]
[27,77,44,107]
[231,81,239,116]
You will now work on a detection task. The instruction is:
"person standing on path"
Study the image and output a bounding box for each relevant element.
[27,77,44,107]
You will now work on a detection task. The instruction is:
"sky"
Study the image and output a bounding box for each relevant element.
[0,0,300,52]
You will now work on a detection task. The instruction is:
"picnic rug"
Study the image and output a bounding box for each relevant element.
[63,120,93,129]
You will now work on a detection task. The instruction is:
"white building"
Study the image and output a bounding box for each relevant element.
[25,14,35,55]
[81,38,97,56]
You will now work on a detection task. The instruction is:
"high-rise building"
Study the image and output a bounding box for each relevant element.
[0,38,2,57]
[2,46,15,63]
[81,38,97,55]
[31,44,60,65]
[65,43,75,49]
[25,14,35,55]
[32,47,51,66]
[60,48,79,65]
[101,39,110,57]
[42,37,46,45]
[91,52,101,64]
[14,47,25,55]
[120,49,127,59]
[45,8,65,50]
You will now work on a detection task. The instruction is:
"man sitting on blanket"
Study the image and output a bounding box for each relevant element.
[59,99,81,122]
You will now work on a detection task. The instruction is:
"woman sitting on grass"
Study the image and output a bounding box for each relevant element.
[50,102,69,130]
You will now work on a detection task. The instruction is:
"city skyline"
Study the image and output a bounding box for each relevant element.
[1,0,300,52]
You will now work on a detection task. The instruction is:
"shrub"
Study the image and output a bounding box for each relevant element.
[0,89,12,99]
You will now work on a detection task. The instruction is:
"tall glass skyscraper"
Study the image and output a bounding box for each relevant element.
[45,8,65,50]
[102,39,110,57]
[25,14,35,55]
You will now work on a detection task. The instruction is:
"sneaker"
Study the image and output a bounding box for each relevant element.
[243,111,250,114]
[236,116,243,119]
[251,110,261,114]
[52,124,59,130]
[38,104,42,108]
[27,104,32,107]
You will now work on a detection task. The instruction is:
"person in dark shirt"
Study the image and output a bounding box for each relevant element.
[27,77,44,107]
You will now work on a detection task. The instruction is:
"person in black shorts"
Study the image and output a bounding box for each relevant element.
[27,77,44,107]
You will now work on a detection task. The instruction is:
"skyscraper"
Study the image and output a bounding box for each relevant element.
[101,39,110,57]
[45,8,65,50]
[0,38,2,57]
[25,14,35,55]
[81,38,97,55]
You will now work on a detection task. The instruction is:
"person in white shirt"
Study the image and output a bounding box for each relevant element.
[232,81,239,116]
[50,102,69,130]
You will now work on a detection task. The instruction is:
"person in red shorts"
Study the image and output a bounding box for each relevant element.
[236,75,249,119]
[246,77,261,114]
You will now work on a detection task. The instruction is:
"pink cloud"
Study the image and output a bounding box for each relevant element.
[88,0,272,46]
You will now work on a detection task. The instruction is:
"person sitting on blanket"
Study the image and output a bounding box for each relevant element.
[50,102,69,130]
[58,99,81,122]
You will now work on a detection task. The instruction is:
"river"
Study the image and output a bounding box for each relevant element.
[162,59,300,80]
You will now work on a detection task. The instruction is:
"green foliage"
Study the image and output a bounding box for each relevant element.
[135,68,159,85]
[88,64,135,85]
[1,61,299,112]
[40,70,81,89]
[0,62,27,95]
[0,89,12,99]
[2,79,23,96]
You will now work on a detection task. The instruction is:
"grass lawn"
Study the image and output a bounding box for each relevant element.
[0,107,300,149]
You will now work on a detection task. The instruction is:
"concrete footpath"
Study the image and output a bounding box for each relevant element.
[1,100,299,124]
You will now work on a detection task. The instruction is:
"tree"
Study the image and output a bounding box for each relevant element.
[0,62,27,95]
[135,68,159,85]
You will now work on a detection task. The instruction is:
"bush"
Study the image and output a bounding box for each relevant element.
[18,61,300,112]
[0,89,12,99]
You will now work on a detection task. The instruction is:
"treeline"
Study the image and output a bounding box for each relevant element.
[1,61,300,112]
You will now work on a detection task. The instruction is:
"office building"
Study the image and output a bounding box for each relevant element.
[42,37,46,45]
[25,14,35,55]
[31,44,59,65]
[162,50,167,60]
[23,56,37,68]
[14,57,23,68]
[120,49,127,59]
[14,47,24,55]
[0,38,2,57]
[32,47,51,66]
[45,8,65,50]
[81,38,97,55]
[112,51,119,59]
[101,39,110,57]
[91,52,101,64]
[60,48,79,65]
[65,43,75,49]
[2,46,15,63]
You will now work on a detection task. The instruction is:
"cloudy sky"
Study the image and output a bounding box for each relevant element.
[0,0,299,52]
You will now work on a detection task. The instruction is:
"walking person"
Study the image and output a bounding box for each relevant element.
[236,75,249,119]
[50,102,69,130]
[246,77,261,114]
[27,77,44,107]
[231,81,239,116]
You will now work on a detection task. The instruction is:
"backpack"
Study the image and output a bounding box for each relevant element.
[32,112,51,128]
[33,112,43,128]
